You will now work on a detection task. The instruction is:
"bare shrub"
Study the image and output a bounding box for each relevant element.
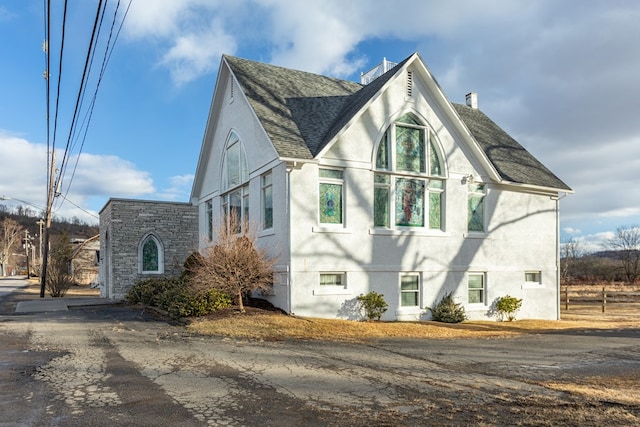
[188,216,276,313]
[46,232,73,297]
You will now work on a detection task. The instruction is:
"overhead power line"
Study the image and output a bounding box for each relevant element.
[41,0,133,297]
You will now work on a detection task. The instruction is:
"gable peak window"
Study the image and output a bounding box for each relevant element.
[374,113,445,229]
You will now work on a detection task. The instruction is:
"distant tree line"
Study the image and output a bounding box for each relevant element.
[562,225,640,284]
[0,203,98,240]
[0,204,98,278]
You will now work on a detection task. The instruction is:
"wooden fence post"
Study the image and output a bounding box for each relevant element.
[565,286,569,311]
[602,286,606,313]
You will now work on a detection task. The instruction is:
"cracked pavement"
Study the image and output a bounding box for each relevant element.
[1,302,639,426]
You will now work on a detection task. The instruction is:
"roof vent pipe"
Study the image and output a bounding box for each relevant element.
[465,92,478,109]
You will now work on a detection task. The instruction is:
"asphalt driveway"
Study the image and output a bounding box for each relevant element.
[0,280,639,426]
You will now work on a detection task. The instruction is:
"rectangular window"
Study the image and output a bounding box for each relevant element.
[205,199,213,241]
[319,169,343,224]
[262,172,273,229]
[395,178,425,227]
[468,273,485,304]
[222,184,248,234]
[320,272,345,287]
[374,174,390,227]
[428,179,443,230]
[468,183,485,232]
[525,271,542,285]
[400,274,420,307]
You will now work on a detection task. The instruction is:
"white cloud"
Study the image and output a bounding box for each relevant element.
[0,133,155,223]
[116,0,640,240]
[156,174,194,201]
[578,232,616,254]
[124,0,236,85]
[563,227,581,236]
[160,23,236,86]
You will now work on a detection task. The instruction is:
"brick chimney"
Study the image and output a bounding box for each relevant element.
[465,92,478,109]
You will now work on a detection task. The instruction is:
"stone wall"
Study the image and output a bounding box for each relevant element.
[99,198,198,299]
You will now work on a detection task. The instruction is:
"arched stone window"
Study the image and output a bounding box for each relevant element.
[220,131,249,233]
[373,112,446,229]
[138,233,164,274]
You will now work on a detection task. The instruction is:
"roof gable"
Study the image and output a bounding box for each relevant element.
[221,54,570,193]
[224,55,363,159]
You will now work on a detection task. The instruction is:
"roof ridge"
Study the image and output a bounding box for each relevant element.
[316,55,415,154]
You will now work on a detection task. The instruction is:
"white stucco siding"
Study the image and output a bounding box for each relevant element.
[194,74,281,250]
[288,122,560,321]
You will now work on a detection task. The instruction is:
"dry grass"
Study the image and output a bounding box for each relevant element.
[18,278,639,342]
[187,308,640,342]
[21,279,100,298]
[542,380,640,406]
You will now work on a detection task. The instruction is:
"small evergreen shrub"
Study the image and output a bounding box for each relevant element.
[496,295,523,321]
[126,277,232,319]
[357,291,389,321]
[429,292,466,323]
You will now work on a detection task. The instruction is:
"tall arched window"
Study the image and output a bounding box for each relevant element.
[139,234,164,274]
[373,113,446,229]
[220,131,249,233]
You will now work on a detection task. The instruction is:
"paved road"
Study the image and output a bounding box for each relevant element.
[0,287,639,426]
[0,276,30,299]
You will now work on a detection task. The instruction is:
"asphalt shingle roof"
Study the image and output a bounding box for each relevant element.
[453,104,571,191]
[224,54,570,192]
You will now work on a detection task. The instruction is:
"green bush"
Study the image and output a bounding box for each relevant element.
[429,292,466,323]
[357,291,388,321]
[496,295,523,321]
[126,277,232,319]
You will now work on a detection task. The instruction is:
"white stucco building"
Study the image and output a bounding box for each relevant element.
[189,53,572,321]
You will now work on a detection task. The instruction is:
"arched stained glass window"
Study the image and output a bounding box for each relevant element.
[373,113,446,230]
[142,238,158,272]
[139,234,163,274]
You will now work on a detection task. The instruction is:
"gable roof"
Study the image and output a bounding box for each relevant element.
[224,54,571,192]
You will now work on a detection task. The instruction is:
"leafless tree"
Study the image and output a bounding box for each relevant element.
[188,216,276,312]
[0,218,24,276]
[560,237,585,282]
[607,225,640,284]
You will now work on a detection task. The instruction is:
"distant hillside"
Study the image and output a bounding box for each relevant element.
[0,209,98,240]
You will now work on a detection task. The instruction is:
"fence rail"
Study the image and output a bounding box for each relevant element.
[561,286,640,312]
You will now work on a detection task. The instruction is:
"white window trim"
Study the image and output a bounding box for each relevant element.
[467,272,486,305]
[318,168,345,226]
[373,114,447,232]
[467,183,487,234]
[399,273,421,309]
[261,171,273,230]
[205,198,213,242]
[523,270,544,289]
[314,272,351,295]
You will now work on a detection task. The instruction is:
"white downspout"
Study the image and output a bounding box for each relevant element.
[286,163,293,315]
[553,192,568,320]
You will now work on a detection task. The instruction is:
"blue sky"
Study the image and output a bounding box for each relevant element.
[1,0,639,252]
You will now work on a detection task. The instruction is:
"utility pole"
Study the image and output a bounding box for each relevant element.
[40,152,55,298]
[24,230,30,278]
[36,219,45,265]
